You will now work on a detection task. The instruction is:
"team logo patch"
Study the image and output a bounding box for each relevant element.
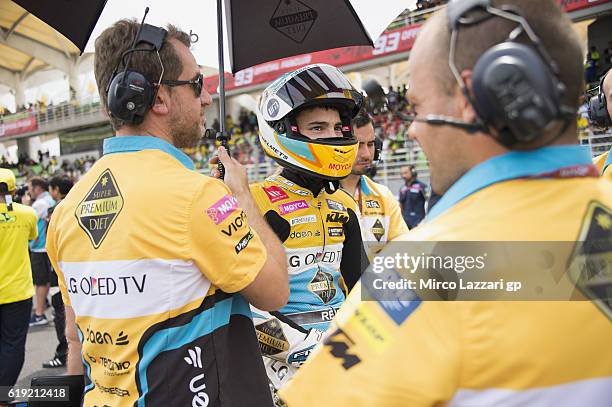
[264,186,289,203]
[255,318,290,356]
[269,0,318,44]
[308,269,336,304]
[326,199,345,211]
[76,169,124,249]
[567,202,612,320]
[291,215,316,226]
[328,227,343,237]
[0,213,16,223]
[371,219,385,242]
[206,194,238,225]
[279,199,308,215]
[365,200,381,209]
[235,229,254,254]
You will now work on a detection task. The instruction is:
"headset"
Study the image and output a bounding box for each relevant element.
[373,135,383,162]
[106,8,168,125]
[409,164,417,179]
[440,0,575,147]
[588,71,612,128]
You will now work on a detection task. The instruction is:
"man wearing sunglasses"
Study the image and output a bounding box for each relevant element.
[46,19,288,406]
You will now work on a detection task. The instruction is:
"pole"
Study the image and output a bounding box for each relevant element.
[216,0,229,178]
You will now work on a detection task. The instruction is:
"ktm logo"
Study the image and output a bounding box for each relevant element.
[326,211,349,224]
[324,328,361,370]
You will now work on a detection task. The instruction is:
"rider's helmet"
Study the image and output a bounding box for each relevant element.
[257,64,364,180]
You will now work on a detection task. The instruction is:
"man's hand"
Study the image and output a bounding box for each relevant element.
[209,147,249,196]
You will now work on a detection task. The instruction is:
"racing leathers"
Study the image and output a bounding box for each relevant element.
[249,169,368,397]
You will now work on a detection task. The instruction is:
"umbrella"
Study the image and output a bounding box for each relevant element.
[12,0,412,173]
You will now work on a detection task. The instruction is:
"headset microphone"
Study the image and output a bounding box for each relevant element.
[396,112,485,133]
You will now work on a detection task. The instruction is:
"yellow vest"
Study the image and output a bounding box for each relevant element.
[350,175,409,260]
[281,145,612,406]
[0,202,37,304]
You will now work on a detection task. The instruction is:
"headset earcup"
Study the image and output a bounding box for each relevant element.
[472,42,562,145]
[106,70,155,125]
[373,136,382,161]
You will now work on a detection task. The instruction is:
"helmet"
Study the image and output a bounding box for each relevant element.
[257,64,364,180]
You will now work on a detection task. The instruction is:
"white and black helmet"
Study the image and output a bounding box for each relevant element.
[257,63,364,180]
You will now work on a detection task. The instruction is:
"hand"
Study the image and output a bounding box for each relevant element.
[208,146,249,196]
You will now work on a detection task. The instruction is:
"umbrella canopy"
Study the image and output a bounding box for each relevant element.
[225,0,409,73]
[13,0,411,73]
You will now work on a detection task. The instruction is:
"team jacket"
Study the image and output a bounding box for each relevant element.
[351,175,409,261]
[281,145,612,406]
[399,180,427,228]
[250,171,367,331]
[46,136,272,407]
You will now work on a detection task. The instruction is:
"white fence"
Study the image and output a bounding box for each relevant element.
[238,129,612,194]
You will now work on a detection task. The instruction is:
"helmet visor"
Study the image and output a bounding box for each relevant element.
[274,65,363,113]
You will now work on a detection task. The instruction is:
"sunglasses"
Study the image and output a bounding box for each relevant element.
[161,73,203,97]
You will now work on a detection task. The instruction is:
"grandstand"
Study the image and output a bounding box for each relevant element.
[1,0,612,194]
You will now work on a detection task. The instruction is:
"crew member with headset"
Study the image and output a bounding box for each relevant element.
[248,64,369,403]
[339,108,409,260]
[281,1,612,405]
[589,68,612,175]
[46,15,287,405]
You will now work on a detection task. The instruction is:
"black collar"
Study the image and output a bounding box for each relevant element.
[280,169,340,198]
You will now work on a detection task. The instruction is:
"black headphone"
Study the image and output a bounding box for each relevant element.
[588,71,612,128]
[106,9,168,125]
[409,165,417,179]
[373,135,383,162]
[445,0,574,147]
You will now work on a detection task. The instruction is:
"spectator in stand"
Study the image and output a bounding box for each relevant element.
[0,169,37,399]
[585,54,598,86]
[27,176,55,327]
[590,45,600,75]
[42,174,74,369]
[248,110,259,133]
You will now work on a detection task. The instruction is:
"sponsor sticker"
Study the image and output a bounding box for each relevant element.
[290,215,316,226]
[328,227,344,237]
[326,211,349,224]
[76,169,124,249]
[279,199,308,215]
[207,194,238,225]
[326,199,345,211]
[235,230,254,254]
[264,185,289,203]
[256,318,290,355]
[371,219,385,242]
[308,269,336,304]
[365,200,381,209]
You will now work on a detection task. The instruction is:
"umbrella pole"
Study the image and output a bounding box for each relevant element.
[216,0,229,178]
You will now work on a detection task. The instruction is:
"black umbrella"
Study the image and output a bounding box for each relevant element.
[12,0,409,173]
